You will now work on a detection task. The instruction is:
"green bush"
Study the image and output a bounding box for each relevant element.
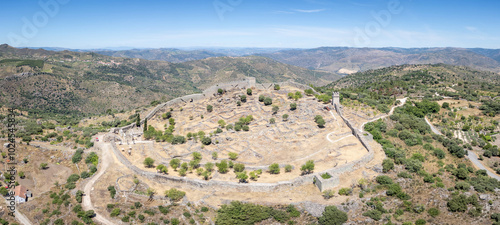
[67,174,80,183]
[415,219,426,225]
[382,159,394,173]
[107,186,116,198]
[165,188,186,202]
[376,175,393,185]
[427,207,440,217]
[318,206,348,225]
[269,163,280,174]
[338,188,352,196]
[215,201,271,224]
[362,210,382,221]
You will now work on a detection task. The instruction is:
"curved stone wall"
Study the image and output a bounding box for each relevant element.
[108,77,376,192]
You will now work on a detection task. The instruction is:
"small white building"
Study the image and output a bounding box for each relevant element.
[14,185,32,203]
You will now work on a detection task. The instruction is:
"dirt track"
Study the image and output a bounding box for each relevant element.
[82,134,116,225]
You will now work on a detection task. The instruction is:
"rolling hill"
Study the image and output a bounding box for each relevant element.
[259,47,500,74]
[0,45,340,115]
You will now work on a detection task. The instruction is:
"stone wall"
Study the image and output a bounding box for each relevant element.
[315,172,339,192]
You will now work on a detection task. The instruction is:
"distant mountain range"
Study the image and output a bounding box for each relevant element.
[258,47,500,74]
[21,46,500,75]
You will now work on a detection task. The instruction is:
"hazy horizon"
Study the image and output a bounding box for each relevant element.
[1,0,499,49]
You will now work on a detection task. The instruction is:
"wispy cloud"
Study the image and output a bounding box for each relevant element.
[292,8,326,13]
[465,26,477,32]
[273,8,327,14]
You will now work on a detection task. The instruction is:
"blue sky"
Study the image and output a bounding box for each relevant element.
[1,0,499,49]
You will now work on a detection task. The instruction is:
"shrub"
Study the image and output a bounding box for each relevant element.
[67,174,80,183]
[318,206,348,225]
[247,88,252,95]
[338,188,352,196]
[447,194,472,212]
[264,97,273,106]
[269,163,280,174]
[207,105,213,112]
[415,219,426,225]
[258,95,265,102]
[405,159,423,173]
[290,103,297,110]
[323,190,335,199]
[300,160,314,174]
[233,163,245,173]
[376,175,393,185]
[285,164,292,172]
[427,207,440,217]
[228,152,238,160]
[382,159,394,173]
[217,160,229,173]
[215,201,272,224]
[169,158,180,170]
[287,204,301,217]
[165,188,186,202]
[201,137,212,145]
[362,210,382,221]
[107,186,116,198]
[321,173,332,179]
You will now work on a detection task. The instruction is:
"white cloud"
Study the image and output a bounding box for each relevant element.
[292,8,326,13]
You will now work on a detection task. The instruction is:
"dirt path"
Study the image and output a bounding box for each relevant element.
[82,134,116,225]
[3,198,33,225]
[359,97,407,132]
[424,117,500,181]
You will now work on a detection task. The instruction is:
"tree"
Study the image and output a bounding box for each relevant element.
[318,206,348,225]
[285,164,292,172]
[264,97,272,106]
[143,118,148,132]
[442,102,450,109]
[274,84,280,90]
[143,157,154,168]
[207,105,213,112]
[269,118,276,124]
[290,103,297,110]
[237,172,248,183]
[258,95,265,102]
[170,159,180,171]
[201,137,212,145]
[282,114,289,121]
[218,88,224,95]
[304,89,314,96]
[165,188,186,202]
[316,118,326,128]
[269,163,280,174]
[205,162,214,172]
[272,105,279,114]
[136,114,140,127]
[234,163,245,172]
[240,95,247,102]
[247,88,252,95]
[300,160,314,174]
[217,160,229,173]
[19,171,25,179]
[193,152,202,161]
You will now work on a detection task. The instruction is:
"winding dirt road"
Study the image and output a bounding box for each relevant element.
[82,134,116,225]
[424,117,500,181]
[360,97,407,132]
